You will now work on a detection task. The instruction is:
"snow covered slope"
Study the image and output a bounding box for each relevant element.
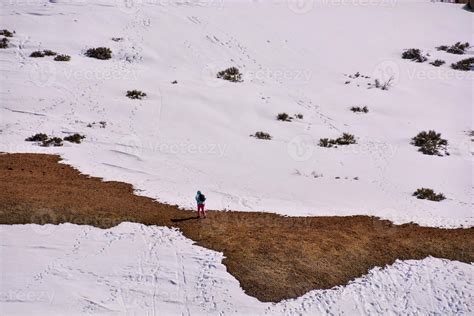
[0,0,472,227]
[1,223,472,315]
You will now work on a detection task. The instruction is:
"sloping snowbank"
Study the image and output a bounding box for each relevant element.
[1,223,472,315]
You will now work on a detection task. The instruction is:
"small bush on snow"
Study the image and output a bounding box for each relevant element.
[319,138,333,148]
[25,133,48,142]
[217,67,242,82]
[0,38,9,49]
[437,42,470,55]
[0,29,14,37]
[451,58,474,71]
[335,133,356,145]
[350,106,369,113]
[43,50,57,56]
[402,48,427,63]
[252,131,272,140]
[25,133,65,147]
[126,90,147,100]
[85,47,112,60]
[87,121,107,128]
[319,133,356,148]
[54,54,71,61]
[413,188,446,202]
[368,77,394,91]
[64,133,85,144]
[430,59,445,67]
[277,113,292,122]
[30,51,45,58]
[411,130,448,156]
[41,137,63,147]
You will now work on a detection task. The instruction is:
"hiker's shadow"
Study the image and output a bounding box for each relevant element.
[171,216,200,223]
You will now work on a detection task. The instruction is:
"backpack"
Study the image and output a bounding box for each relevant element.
[199,194,206,203]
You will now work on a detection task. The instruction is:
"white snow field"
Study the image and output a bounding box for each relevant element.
[1,223,473,315]
[0,0,473,315]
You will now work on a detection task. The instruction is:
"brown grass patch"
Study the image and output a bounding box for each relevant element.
[0,153,472,302]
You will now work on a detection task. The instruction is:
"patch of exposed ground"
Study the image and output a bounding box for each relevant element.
[0,153,472,302]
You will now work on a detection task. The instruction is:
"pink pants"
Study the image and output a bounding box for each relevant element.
[197,204,206,216]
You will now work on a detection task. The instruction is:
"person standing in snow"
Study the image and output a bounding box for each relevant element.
[195,190,206,218]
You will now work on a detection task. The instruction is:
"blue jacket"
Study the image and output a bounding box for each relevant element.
[196,191,204,204]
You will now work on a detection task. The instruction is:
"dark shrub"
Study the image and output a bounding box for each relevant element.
[64,133,85,144]
[411,130,448,156]
[43,50,57,56]
[369,77,394,91]
[0,37,8,49]
[277,113,292,122]
[451,58,474,71]
[402,49,427,62]
[87,121,107,128]
[85,47,112,60]
[319,133,356,147]
[126,90,147,100]
[437,42,470,55]
[350,106,369,113]
[337,133,356,145]
[54,54,71,61]
[217,67,242,82]
[0,29,13,37]
[253,131,272,140]
[25,133,48,142]
[413,188,446,202]
[171,80,178,84]
[430,59,445,67]
[319,138,335,148]
[447,42,469,54]
[111,37,123,42]
[41,137,63,147]
[30,51,45,58]
[295,113,303,119]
